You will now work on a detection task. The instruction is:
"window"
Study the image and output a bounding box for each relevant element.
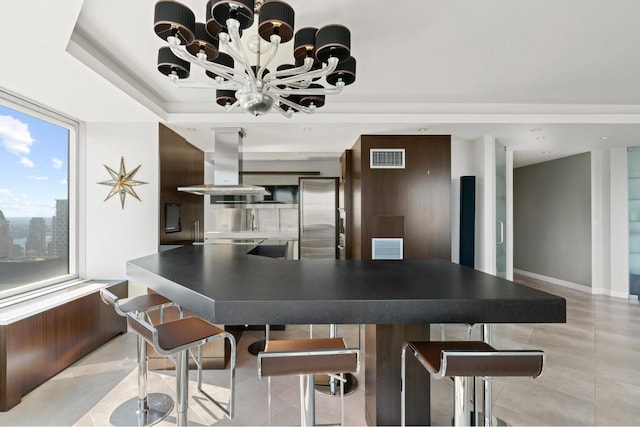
[0,89,78,300]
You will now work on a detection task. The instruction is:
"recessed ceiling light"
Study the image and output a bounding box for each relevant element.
[536,136,547,140]
[418,127,428,132]
[186,127,197,132]
[530,128,542,132]
[601,136,609,140]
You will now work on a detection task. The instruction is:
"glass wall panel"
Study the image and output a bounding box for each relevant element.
[629,146,640,296]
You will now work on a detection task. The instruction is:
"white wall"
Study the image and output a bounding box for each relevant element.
[475,135,497,274]
[83,122,159,295]
[591,150,609,295]
[609,147,629,297]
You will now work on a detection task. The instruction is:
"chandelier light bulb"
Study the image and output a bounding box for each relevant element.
[153,0,357,117]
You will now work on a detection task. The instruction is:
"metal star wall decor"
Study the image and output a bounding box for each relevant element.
[98,156,147,209]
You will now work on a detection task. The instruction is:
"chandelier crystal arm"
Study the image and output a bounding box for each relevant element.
[272,103,295,118]
[273,83,344,97]
[224,99,241,112]
[168,41,237,82]
[278,95,315,114]
[263,57,339,91]
[257,34,281,82]
[168,78,238,89]
[263,59,313,81]
[225,19,258,88]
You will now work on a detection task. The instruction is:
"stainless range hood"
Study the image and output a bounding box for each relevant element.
[178,128,270,197]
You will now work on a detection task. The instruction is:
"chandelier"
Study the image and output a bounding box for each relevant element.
[153,0,357,117]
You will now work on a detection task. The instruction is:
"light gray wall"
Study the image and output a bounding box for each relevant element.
[514,153,592,286]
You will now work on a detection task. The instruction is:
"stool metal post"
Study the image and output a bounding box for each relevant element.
[301,374,315,426]
[175,349,188,427]
[136,313,149,421]
[481,324,493,427]
[453,376,471,427]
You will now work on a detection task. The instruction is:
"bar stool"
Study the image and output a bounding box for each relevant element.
[258,338,359,426]
[309,324,359,396]
[100,288,180,426]
[126,312,236,427]
[401,341,543,427]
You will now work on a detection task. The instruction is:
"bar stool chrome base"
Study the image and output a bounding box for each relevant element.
[108,393,174,427]
[248,339,266,356]
[314,373,358,396]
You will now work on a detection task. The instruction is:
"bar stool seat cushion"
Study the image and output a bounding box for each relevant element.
[155,317,225,352]
[118,293,173,313]
[408,340,543,378]
[261,338,358,377]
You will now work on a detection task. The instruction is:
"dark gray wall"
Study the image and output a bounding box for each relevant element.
[514,153,592,286]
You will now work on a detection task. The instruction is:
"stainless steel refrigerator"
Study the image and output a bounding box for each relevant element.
[298,177,339,259]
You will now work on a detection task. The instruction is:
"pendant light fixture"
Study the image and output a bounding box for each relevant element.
[153,0,357,117]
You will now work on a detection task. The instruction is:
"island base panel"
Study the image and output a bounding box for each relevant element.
[365,324,431,426]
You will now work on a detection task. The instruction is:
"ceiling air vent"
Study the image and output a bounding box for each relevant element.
[370,149,405,169]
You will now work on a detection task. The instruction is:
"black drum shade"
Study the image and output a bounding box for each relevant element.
[326,56,356,86]
[157,47,190,79]
[315,25,351,63]
[205,0,222,38]
[216,89,237,106]
[258,1,295,43]
[293,27,317,61]
[205,52,234,80]
[186,23,219,60]
[154,1,196,45]
[210,0,255,30]
[300,84,325,108]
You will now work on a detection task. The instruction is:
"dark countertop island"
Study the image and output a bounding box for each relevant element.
[127,243,566,425]
[127,243,565,325]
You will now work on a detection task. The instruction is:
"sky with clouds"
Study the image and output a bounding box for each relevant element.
[0,104,68,218]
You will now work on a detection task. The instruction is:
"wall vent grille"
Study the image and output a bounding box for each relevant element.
[370,149,405,169]
[372,238,403,260]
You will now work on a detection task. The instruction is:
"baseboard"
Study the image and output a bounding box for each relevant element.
[514,269,630,299]
[514,269,593,294]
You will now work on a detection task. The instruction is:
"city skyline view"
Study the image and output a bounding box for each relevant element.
[0,102,70,288]
[0,104,69,218]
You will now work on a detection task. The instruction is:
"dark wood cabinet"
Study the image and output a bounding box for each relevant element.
[346,134,451,260]
[0,281,127,411]
[344,134,451,425]
[159,124,204,245]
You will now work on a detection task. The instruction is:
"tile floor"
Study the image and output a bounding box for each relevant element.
[1,276,639,426]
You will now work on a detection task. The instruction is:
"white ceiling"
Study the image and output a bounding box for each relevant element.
[2,0,640,167]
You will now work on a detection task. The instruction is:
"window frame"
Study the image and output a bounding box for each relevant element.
[0,88,79,302]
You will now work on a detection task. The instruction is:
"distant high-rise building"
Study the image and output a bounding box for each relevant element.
[25,217,46,256]
[0,209,12,258]
[52,199,69,257]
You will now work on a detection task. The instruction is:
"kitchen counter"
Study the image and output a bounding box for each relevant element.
[127,244,565,425]
[127,244,565,326]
